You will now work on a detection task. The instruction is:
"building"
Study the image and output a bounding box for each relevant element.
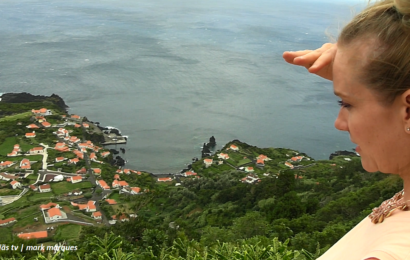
[244,167,254,173]
[29,147,44,155]
[10,180,21,189]
[18,231,48,240]
[285,162,294,169]
[20,159,31,170]
[25,132,36,138]
[230,144,239,151]
[184,171,197,177]
[0,161,14,169]
[55,157,65,163]
[67,175,82,184]
[204,159,213,168]
[100,151,110,158]
[158,177,172,182]
[39,184,51,193]
[92,168,101,175]
[97,180,110,190]
[47,207,66,221]
[92,211,102,220]
[217,153,230,160]
[130,187,141,194]
[26,124,39,129]
[0,217,16,226]
[41,121,51,128]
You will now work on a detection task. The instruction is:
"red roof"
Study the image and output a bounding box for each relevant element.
[48,208,62,218]
[39,184,51,190]
[0,217,16,225]
[18,231,48,240]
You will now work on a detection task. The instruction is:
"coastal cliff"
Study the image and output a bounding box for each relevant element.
[0,92,68,112]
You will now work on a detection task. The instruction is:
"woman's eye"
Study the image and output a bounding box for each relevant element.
[338,100,351,108]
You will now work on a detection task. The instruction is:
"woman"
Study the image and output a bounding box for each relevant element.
[283,0,410,259]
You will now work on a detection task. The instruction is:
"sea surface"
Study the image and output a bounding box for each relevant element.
[0,0,366,173]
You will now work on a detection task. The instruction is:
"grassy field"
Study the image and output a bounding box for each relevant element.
[0,196,31,215]
[28,192,56,202]
[0,112,31,123]
[0,136,17,156]
[0,189,21,196]
[51,181,93,195]
[109,191,121,201]
[14,205,43,228]
[54,224,82,242]
[0,228,13,243]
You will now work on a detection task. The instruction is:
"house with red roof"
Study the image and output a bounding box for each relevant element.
[76,167,87,174]
[92,168,101,175]
[290,156,304,163]
[29,147,44,155]
[100,151,110,158]
[0,217,16,226]
[183,171,197,177]
[18,231,48,240]
[40,202,59,210]
[158,177,173,182]
[123,169,131,175]
[7,144,21,157]
[73,149,84,159]
[20,159,31,170]
[92,211,102,220]
[29,184,37,191]
[285,162,294,169]
[25,132,36,138]
[55,157,65,163]
[204,159,213,168]
[68,158,79,165]
[71,114,81,120]
[71,201,96,212]
[67,175,82,184]
[112,180,129,189]
[39,184,51,193]
[105,199,117,205]
[97,180,110,190]
[0,161,14,169]
[217,153,230,160]
[82,123,89,128]
[10,180,21,189]
[245,167,254,173]
[256,159,265,167]
[26,124,39,129]
[41,121,51,128]
[112,214,129,222]
[55,142,69,152]
[130,187,141,195]
[114,174,120,180]
[47,207,66,221]
[229,144,239,151]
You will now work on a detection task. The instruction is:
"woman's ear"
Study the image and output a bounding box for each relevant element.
[401,89,410,122]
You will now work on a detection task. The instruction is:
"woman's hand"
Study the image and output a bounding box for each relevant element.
[282,43,336,81]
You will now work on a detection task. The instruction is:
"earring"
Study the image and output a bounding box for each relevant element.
[407,127,410,131]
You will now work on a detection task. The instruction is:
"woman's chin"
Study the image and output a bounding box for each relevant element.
[361,159,379,173]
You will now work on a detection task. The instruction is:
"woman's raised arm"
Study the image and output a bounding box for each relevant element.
[282,43,336,81]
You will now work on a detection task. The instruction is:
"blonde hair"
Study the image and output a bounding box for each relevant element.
[338,0,410,104]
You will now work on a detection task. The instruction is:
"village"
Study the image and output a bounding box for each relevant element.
[0,104,356,245]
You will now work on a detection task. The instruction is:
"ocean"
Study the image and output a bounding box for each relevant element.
[0,0,366,173]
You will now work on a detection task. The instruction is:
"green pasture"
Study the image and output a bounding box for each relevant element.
[0,112,31,123]
[54,224,82,242]
[51,181,93,195]
[0,136,17,156]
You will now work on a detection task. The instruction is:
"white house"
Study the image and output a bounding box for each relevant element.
[204,159,213,168]
[10,180,21,189]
